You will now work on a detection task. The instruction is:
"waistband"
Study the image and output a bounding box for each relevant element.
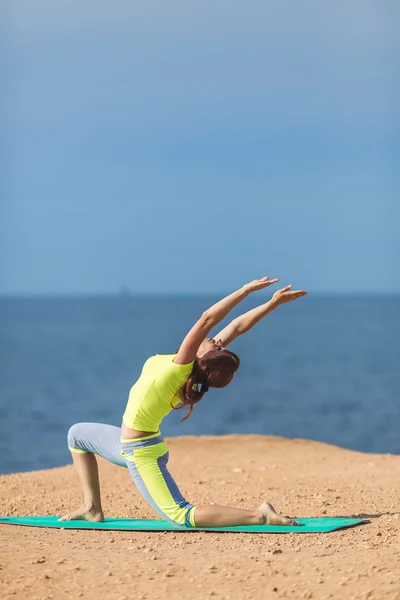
[120,431,164,449]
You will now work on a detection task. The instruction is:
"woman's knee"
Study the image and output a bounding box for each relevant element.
[164,503,197,528]
[67,422,91,452]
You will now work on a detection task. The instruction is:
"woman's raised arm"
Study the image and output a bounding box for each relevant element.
[174,277,278,365]
[213,284,308,347]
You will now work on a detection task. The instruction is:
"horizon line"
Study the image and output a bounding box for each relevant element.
[0,291,399,300]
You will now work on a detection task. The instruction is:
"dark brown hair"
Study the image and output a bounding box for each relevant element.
[173,349,240,421]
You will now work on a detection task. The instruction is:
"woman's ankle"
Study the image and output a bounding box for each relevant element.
[256,510,267,525]
[83,501,103,513]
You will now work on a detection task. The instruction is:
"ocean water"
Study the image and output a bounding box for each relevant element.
[0,295,399,475]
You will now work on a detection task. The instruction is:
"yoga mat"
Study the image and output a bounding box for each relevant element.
[0,516,367,533]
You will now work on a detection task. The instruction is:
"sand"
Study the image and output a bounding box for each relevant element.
[1,435,399,600]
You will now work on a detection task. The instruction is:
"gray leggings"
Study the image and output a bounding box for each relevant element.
[67,422,196,527]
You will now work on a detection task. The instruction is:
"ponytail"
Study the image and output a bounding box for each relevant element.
[172,348,240,422]
[173,360,209,422]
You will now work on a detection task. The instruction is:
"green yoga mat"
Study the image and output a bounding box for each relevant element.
[0,516,366,533]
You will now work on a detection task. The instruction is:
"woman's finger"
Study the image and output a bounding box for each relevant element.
[285,290,308,299]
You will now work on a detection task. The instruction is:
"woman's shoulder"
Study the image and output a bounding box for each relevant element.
[153,354,194,372]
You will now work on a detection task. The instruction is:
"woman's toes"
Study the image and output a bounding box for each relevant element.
[285,517,302,526]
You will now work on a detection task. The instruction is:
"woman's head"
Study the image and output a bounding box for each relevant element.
[174,342,240,421]
[198,347,240,388]
[196,336,225,358]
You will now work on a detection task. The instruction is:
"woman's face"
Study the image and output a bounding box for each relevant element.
[197,337,225,358]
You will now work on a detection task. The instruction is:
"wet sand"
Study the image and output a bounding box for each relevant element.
[1,435,399,600]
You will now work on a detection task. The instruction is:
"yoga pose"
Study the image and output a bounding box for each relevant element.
[62,277,307,528]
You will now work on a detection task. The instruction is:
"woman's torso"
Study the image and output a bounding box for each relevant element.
[121,354,193,439]
[120,423,158,439]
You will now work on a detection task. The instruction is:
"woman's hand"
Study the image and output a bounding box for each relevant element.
[271,285,308,306]
[243,276,279,294]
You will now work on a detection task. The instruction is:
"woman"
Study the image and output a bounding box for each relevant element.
[62,276,307,528]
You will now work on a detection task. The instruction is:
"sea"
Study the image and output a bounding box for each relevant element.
[0,295,399,475]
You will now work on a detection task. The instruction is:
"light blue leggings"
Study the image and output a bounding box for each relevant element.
[67,422,196,527]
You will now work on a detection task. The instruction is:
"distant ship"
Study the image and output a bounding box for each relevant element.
[118,287,133,298]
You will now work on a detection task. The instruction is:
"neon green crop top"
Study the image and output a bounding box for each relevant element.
[122,354,194,431]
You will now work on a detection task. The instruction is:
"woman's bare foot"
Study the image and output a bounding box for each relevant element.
[59,503,104,522]
[258,502,301,526]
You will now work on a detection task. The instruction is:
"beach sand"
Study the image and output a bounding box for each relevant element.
[1,435,399,600]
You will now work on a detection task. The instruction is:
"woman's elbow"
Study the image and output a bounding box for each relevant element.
[201,311,216,328]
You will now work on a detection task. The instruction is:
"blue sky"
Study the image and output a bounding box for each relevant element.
[2,1,399,294]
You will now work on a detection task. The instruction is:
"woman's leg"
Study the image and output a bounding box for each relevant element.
[193,502,299,527]
[60,451,104,521]
[60,422,126,522]
[122,437,299,528]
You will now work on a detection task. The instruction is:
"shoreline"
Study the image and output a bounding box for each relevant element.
[1,435,399,600]
[2,433,398,478]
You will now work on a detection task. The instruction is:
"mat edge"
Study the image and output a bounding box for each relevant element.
[0,517,368,533]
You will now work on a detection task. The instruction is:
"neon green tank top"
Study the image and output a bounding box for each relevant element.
[122,354,194,431]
